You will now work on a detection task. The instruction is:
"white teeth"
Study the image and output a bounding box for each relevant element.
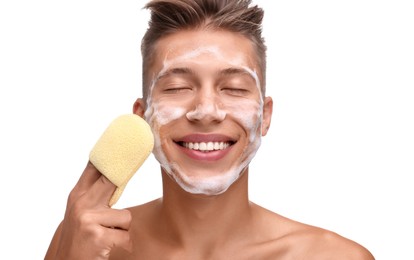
[213,142,219,150]
[183,141,230,151]
[199,142,207,150]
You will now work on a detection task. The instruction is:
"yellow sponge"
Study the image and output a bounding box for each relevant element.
[89,114,154,206]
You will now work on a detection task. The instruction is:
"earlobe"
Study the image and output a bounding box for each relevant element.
[261,96,273,136]
[133,98,146,118]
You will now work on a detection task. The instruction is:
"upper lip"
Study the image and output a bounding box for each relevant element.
[175,133,236,143]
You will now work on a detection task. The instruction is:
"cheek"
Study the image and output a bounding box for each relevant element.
[225,101,262,137]
[146,101,187,127]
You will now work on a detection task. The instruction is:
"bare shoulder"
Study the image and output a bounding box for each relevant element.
[286,227,375,259]
[250,203,375,259]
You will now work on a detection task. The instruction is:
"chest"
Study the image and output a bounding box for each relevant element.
[109,239,293,260]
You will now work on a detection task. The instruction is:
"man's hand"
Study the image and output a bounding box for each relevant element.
[45,162,132,260]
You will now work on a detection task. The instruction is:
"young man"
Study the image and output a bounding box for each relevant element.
[46,0,374,259]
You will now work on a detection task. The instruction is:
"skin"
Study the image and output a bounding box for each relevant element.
[45,29,375,260]
[144,38,264,195]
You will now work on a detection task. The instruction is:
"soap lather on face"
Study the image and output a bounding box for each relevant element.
[143,44,264,195]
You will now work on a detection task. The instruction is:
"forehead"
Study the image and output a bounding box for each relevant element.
[149,29,260,79]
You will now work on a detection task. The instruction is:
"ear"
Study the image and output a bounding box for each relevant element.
[133,98,146,118]
[261,96,273,136]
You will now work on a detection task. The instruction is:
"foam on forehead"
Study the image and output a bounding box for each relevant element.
[154,45,261,92]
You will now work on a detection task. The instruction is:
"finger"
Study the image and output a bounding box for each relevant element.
[73,161,101,195]
[67,161,102,207]
[86,174,117,207]
[95,208,132,231]
[104,227,133,253]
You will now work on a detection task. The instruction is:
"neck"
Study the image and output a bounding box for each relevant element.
[159,168,252,249]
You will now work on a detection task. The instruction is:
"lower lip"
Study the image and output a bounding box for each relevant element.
[176,143,233,161]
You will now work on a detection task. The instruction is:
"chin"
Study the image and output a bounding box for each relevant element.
[168,164,246,196]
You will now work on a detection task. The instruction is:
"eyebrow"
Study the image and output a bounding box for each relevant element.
[156,66,256,83]
[157,67,195,80]
[218,67,256,82]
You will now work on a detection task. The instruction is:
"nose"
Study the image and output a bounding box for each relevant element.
[186,90,226,123]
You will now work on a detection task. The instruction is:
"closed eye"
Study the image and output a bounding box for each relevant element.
[163,86,193,94]
[221,87,250,96]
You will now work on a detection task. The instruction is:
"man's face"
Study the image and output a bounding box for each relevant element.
[142,29,272,195]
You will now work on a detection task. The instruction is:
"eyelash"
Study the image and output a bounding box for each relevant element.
[163,87,192,94]
[221,87,249,95]
[160,85,249,96]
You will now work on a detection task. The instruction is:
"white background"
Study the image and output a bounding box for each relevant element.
[1,0,413,259]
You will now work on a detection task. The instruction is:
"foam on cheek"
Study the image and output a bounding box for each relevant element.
[151,102,187,126]
[224,97,262,182]
[147,101,186,175]
[144,77,186,174]
[226,67,263,142]
[228,100,262,142]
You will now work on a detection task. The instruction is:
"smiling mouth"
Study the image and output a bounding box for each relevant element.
[176,141,235,152]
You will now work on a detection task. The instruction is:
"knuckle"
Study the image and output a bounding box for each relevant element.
[112,230,132,251]
[123,209,132,223]
[89,226,106,242]
[67,188,80,206]
[71,207,96,229]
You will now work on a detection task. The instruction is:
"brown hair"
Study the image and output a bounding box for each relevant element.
[141,0,266,98]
